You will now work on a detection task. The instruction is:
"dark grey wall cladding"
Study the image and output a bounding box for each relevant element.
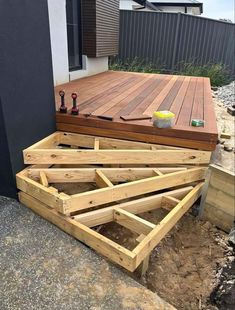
[0,0,55,197]
[118,10,235,76]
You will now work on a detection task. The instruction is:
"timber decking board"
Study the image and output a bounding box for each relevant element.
[55,71,218,150]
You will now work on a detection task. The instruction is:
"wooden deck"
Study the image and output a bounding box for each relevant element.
[55,71,218,150]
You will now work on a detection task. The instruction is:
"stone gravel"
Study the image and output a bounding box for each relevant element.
[214,81,235,107]
[0,195,174,310]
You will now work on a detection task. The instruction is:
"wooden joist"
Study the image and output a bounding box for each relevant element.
[95,169,113,188]
[23,132,211,165]
[17,131,208,272]
[60,167,206,214]
[18,182,204,272]
[133,182,204,267]
[17,167,206,214]
[27,167,187,183]
[114,208,156,235]
[74,186,193,227]
[24,148,211,165]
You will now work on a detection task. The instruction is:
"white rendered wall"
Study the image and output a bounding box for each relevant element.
[69,56,109,80]
[120,0,139,10]
[47,0,69,85]
[47,0,108,86]
[157,6,200,15]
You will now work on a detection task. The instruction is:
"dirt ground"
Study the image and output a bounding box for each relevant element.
[211,97,235,172]
[98,208,233,310]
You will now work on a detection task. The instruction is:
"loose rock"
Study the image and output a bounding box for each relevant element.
[216,81,235,108]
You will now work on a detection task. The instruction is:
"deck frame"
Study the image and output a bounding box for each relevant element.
[19,182,204,272]
[16,166,206,215]
[23,132,211,165]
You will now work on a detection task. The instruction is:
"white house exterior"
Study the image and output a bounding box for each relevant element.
[47,0,109,86]
[120,0,203,15]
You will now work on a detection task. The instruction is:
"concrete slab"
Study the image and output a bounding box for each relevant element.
[0,196,175,310]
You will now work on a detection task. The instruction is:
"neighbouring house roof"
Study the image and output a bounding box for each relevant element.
[133,0,160,11]
[133,0,203,13]
[150,0,203,13]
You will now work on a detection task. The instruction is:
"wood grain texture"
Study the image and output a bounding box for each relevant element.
[55,71,218,150]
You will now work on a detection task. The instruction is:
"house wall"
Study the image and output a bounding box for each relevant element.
[0,0,55,198]
[120,0,140,10]
[157,6,201,15]
[82,0,120,57]
[47,0,109,86]
[47,0,69,85]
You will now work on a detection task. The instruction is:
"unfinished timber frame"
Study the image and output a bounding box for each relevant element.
[18,132,207,271]
[17,166,206,214]
[17,164,205,271]
[19,182,204,272]
[23,132,211,165]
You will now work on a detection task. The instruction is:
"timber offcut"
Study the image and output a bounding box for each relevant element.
[55,71,218,151]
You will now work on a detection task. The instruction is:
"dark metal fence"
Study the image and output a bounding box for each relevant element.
[116,10,235,77]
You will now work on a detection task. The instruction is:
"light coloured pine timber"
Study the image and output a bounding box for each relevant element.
[59,132,95,148]
[161,196,180,210]
[16,171,65,209]
[57,132,184,150]
[27,167,187,183]
[94,138,99,150]
[23,149,211,165]
[39,171,49,187]
[26,132,61,149]
[19,192,135,271]
[114,208,155,235]
[133,182,204,268]
[136,234,150,277]
[136,234,146,243]
[95,170,113,188]
[48,186,59,193]
[153,169,163,176]
[74,186,193,227]
[60,168,206,214]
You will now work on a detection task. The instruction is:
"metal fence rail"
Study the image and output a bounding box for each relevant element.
[117,10,235,76]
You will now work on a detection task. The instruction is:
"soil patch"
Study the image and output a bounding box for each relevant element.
[99,210,234,309]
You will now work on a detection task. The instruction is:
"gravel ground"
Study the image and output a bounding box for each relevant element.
[211,80,235,171]
[0,196,174,310]
[214,81,235,107]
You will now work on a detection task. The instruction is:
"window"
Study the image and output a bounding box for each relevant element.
[66,0,82,71]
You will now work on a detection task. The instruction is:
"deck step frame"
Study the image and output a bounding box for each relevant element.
[18,182,204,272]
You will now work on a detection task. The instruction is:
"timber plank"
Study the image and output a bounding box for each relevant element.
[158,76,185,111]
[56,123,216,150]
[176,77,197,126]
[74,187,193,227]
[56,114,216,142]
[23,149,211,165]
[133,182,204,267]
[19,192,136,271]
[59,168,206,214]
[55,72,218,151]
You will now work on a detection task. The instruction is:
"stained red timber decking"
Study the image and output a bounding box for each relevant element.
[55,71,218,150]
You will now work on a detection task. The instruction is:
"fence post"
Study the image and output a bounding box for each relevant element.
[171,12,181,71]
